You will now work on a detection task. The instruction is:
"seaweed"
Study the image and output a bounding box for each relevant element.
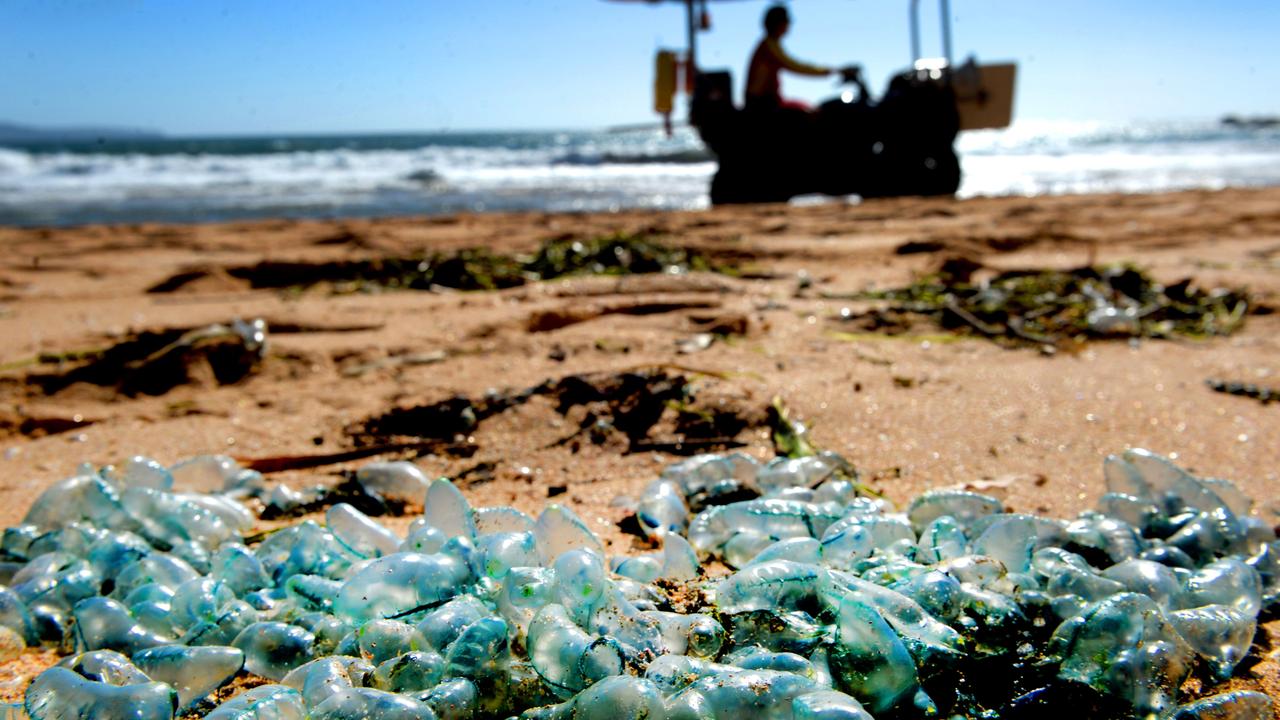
[836,264,1249,348]
[349,369,758,457]
[0,412,96,438]
[523,233,716,278]
[148,232,727,294]
[766,397,877,496]
[1205,378,1279,404]
[766,396,820,459]
[22,319,267,396]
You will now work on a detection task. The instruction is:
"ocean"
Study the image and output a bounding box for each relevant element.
[1,119,1278,226]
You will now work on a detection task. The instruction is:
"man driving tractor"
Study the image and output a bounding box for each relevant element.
[745,5,859,112]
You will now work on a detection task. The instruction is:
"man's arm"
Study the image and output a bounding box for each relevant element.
[765,38,831,77]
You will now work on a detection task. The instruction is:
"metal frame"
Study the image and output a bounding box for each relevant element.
[909,0,953,67]
[686,0,698,72]
[658,0,956,76]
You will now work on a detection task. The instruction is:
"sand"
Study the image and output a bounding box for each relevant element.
[0,187,1278,709]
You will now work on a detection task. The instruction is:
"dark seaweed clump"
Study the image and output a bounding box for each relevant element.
[349,369,754,457]
[25,323,264,396]
[1206,378,1279,405]
[845,265,1249,347]
[149,233,723,294]
[523,233,716,279]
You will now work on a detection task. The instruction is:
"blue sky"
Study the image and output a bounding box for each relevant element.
[1,0,1276,135]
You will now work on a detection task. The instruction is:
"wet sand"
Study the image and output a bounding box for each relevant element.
[1,187,1278,708]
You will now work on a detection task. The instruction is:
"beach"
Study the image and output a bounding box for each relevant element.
[1,187,1279,706]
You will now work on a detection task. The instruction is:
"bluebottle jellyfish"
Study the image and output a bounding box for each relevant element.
[0,449,1273,720]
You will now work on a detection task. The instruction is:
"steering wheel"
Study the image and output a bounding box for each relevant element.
[838,65,864,85]
[835,65,869,105]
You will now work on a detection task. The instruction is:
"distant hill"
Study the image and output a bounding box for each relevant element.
[1221,115,1280,129]
[0,121,164,143]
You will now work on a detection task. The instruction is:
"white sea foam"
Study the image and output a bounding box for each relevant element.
[0,120,1276,225]
[956,119,1280,197]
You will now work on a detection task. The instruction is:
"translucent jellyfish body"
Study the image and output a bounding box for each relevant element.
[0,448,1272,720]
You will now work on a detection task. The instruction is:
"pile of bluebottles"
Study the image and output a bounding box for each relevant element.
[0,448,1276,720]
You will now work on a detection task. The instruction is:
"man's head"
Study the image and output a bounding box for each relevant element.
[764,5,790,38]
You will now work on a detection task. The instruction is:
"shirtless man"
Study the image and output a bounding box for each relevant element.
[744,5,834,111]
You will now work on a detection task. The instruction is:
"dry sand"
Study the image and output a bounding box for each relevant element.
[0,187,1278,709]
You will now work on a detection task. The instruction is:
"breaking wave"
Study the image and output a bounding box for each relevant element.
[1,120,1277,225]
